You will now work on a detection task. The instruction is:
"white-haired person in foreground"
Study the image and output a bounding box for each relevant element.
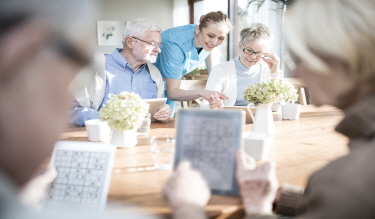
[203,23,281,108]
[165,0,375,218]
[0,1,207,219]
[70,18,171,126]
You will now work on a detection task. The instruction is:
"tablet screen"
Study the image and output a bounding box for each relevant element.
[143,98,167,122]
[174,109,244,196]
[223,106,256,123]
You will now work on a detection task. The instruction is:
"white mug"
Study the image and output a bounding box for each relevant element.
[85,119,111,142]
[243,132,273,160]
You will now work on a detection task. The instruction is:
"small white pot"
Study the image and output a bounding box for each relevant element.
[281,103,301,120]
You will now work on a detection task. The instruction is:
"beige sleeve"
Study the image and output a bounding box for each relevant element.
[274,183,304,216]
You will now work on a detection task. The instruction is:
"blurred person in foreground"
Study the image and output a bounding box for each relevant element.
[165,0,375,218]
[0,1,207,219]
[70,19,171,126]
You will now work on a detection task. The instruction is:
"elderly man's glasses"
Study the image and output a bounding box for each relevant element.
[131,36,163,49]
[242,45,265,58]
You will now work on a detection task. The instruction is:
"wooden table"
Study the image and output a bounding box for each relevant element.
[59,105,348,218]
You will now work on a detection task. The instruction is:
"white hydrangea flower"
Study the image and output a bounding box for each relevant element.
[99,91,149,131]
[243,78,298,105]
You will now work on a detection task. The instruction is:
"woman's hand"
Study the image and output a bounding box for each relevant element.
[19,166,57,210]
[199,89,229,102]
[208,92,224,108]
[154,104,172,121]
[262,53,280,74]
[236,151,278,216]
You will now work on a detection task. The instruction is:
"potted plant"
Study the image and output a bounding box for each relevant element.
[243,78,298,134]
[99,91,149,148]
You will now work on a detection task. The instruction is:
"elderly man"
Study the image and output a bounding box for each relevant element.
[70,19,171,126]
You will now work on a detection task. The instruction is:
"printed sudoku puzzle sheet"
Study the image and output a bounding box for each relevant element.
[44,141,116,211]
[175,109,244,196]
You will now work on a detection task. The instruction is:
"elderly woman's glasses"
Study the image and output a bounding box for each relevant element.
[131,36,164,49]
[241,45,265,58]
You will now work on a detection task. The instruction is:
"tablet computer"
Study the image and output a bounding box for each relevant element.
[174,109,244,196]
[143,98,167,122]
[223,106,256,123]
[44,141,116,212]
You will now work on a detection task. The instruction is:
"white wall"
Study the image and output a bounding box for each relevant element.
[94,0,174,53]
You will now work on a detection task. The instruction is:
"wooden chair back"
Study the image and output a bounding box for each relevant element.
[179,79,207,108]
[285,78,308,105]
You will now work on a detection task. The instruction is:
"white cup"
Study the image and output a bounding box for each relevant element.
[281,103,301,120]
[85,119,111,142]
[243,132,273,160]
[150,136,175,170]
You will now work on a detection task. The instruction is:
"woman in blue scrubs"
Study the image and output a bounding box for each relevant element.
[154,11,232,111]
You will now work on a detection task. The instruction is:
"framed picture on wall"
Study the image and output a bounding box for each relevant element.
[97,20,120,46]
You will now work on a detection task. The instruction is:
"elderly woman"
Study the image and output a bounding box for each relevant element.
[203,23,281,108]
[164,0,375,219]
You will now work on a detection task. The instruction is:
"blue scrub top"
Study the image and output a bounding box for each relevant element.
[154,24,211,111]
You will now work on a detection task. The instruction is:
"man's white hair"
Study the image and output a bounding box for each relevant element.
[122,18,162,46]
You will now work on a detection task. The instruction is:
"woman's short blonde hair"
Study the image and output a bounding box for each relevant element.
[198,11,232,31]
[240,23,274,47]
[285,0,375,86]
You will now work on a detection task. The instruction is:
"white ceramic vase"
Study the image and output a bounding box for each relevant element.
[247,103,275,135]
[111,129,137,148]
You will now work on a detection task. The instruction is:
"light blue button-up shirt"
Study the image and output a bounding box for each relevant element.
[70,48,157,125]
[153,24,210,111]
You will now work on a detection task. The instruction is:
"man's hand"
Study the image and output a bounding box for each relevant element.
[236,151,278,215]
[163,161,210,209]
[154,104,172,121]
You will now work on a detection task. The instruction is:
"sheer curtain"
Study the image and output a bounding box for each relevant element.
[173,0,189,27]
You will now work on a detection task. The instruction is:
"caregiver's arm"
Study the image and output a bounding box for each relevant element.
[166,78,228,101]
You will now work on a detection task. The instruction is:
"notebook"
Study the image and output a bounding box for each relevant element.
[44,141,116,212]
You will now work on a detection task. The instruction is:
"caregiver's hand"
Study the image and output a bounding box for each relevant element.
[199,89,228,102]
[208,92,224,109]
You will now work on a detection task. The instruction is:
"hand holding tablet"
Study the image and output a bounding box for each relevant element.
[143,98,168,122]
[174,109,245,196]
